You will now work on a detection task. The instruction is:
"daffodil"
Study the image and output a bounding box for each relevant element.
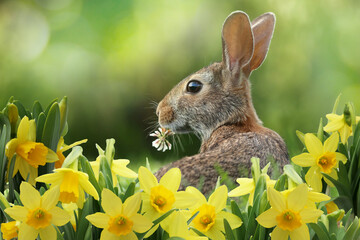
[4,182,70,240]
[256,184,323,240]
[186,185,242,240]
[36,168,99,208]
[1,221,19,240]
[5,116,58,185]
[90,140,137,187]
[324,113,360,144]
[138,167,196,237]
[161,211,208,240]
[55,137,88,168]
[62,203,78,230]
[281,186,330,209]
[291,132,347,192]
[228,174,276,205]
[86,189,152,240]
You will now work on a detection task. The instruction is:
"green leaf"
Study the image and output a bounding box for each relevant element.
[284,164,303,184]
[32,101,43,120]
[343,216,360,240]
[0,124,10,192]
[224,218,236,240]
[274,174,287,191]
[13,100,30,118]
[332,93,342,114]
[122,182,135,202]
[41,102,61,151]
[35,112,46,142]
[100,156,113,189]
[296,130,306,146]
[187,211,199,225]
[58,97,68,137]
[317,117,324,142]
[323,163,351,198]
[79,155,102,196]
[251,157,261,183]
[309,222,331,240]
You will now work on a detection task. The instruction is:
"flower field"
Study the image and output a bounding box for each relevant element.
[1,95,360,240]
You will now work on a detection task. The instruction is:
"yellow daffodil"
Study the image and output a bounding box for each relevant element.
[161,211,208,240]
[281,187,330,209]
[186,185,242,240]
[90,140,137,187]
[36,168,99,208]
[228,175,276,205]
[62,203,78,230]
[90,157,137,187]
[324,113,360,144]
[86,189,152,240]
[138,167,196,237]
[1,221,19,240]
[291,132,347,192]
[5,116,58,185]
[4,182,70,240]
[256,184,323,240]
[55,137,88,168]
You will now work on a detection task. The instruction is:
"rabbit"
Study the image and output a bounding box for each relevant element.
[154,11,289,194]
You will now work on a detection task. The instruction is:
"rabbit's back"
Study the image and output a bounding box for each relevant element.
[155,125,288,194]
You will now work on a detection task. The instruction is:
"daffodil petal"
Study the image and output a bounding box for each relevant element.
[289,224,309,240]
[304,134,323,157]
[28,120,37,142]
[159,168,181,193]
[18,223,39,240]
[323,169,337,187]
[121,231,137,240]
[39,225,56,240]
[271,226,288,240]
[291,153,316,167]
[60,139,88,152]
[185,186,207,206]
[308,191,331,202]
[339,125,351,145]
[4,206,28,222]
[205,223,225,240]
[78,173,99,200]
[42,186,60,211]
[324,116,343,132]
[161,211,187,237]
[173,191,198,209]
[36,172,63,185]
[123,193,141,217]
[77,186,85,209]
[287,184,308,211]
[112,160,138,179]
[138,166,158,193]
[20,182,40,209]
[208,185,228,212]
[324,132,339,153]
[17,117,30,142]
[90,161,100,180]
[336,152,347,163]
[100,229,119,240]
[305,166,322,192]
[5,138,20,160]
[300,208,323,223]
[86,212,110,229]
[46,149,59,163]
[130,214,153,233]
[101,188,123,216]
[267,187,286,212]
[49,206,71,226]
[143,223,160,238]
[217,211,242,229]
[228,178,254,197]
[256,208,279,228]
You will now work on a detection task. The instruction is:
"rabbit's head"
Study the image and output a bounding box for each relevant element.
[156,11,276,140]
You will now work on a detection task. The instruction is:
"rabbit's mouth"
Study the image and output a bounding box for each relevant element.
[161,122,192,134]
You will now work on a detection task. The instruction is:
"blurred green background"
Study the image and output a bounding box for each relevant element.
[1,0,359,170]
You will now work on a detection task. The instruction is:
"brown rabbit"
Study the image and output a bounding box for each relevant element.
[155,11,288,193]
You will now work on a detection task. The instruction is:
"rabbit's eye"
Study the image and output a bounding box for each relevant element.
[186,80,203,93]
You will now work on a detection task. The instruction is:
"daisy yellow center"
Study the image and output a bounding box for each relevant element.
[193,203,216,232]
[26,208,52,230]
[59,171,80,204]
[1,221,18,239]
[107,215,133,236]
[276,209,302,231]
[150,185,175,213]
[16,141,48,168]
[317,152,336,174]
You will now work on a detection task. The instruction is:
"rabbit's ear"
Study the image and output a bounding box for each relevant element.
[248,12,275,71]
[222,11,254,76]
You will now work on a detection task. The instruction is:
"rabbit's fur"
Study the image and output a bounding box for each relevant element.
[155,11,288,193]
